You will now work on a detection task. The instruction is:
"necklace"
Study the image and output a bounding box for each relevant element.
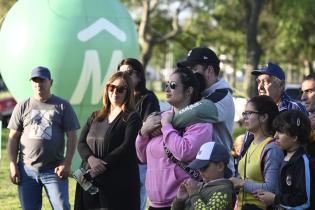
[246,142,261,164]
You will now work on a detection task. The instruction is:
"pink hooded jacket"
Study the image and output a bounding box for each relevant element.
[136,111,213,208]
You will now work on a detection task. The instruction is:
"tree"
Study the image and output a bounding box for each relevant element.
[271,0,315,76]
[243,0,265,98]
[123,0,191,69]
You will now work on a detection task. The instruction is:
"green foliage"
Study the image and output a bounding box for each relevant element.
[233,126,246,139]
[123,0,315,86]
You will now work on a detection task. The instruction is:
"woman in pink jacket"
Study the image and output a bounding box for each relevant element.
[136,67,213,210]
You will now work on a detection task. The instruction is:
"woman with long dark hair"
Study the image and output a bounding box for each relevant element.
[118,58,160,210]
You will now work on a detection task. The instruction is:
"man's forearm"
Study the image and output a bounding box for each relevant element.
[63,130,77,165]
[7,130,21,163]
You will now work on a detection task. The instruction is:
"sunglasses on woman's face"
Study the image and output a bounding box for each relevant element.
[107,84,127,93]
[165,81,177,89]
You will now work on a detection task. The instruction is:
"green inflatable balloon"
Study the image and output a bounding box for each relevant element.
[0,0,139,171]
[0,0,139,124]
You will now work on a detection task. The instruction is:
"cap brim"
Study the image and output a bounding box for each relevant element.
[251,70,264,76]
[188,159,209,169]
[177,60,201,68]
[30,75,50,80]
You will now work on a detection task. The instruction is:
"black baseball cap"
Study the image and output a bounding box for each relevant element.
[177,47,220,69]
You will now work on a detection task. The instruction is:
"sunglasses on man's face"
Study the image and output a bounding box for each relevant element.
[107,84,127,94]
[165,81,177,90]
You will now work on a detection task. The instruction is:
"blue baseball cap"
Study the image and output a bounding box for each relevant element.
[30,66,51,80]
[252,62,285,81]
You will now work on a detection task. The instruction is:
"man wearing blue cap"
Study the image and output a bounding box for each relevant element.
[252,62,307,114]
[240,63,308,161]
[172,142,236,210]
[7,66,80,210]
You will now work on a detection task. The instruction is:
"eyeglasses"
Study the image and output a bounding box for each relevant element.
[107,84,127,93]
[165,81,177,89]
[242,111,260,118]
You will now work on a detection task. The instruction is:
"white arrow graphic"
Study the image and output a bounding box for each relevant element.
[77,17,127,42]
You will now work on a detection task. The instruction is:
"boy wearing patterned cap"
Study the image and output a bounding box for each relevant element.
[172,142,236,210]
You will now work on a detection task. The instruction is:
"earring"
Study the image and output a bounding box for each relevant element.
[297,118,300,127]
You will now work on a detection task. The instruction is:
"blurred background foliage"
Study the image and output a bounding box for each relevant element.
[1,0,315,97]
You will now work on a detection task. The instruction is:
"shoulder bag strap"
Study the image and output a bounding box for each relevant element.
[163,143,202,181]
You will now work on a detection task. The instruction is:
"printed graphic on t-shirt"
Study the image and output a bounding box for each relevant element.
[29,110,54,140]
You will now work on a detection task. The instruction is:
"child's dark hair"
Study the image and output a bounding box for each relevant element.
[273,110,311,145]
[248,95,279,135]
[173,67,204,104]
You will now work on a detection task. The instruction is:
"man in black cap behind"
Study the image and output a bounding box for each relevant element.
[7,66,80,210]
[172,47,235,175]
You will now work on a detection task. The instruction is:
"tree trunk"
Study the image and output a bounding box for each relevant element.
[303,60,314,76]
[232,49,239,89]
[140,41,154,70]
[137,0,186,70]
[243,0,265,98]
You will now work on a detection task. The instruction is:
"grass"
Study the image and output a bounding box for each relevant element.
[0,128,77,210]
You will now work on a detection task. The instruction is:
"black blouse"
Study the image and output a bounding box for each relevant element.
[75,110,142,210]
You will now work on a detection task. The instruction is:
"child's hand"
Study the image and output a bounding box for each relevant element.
[184,178,199,196]
[177,181,189,200]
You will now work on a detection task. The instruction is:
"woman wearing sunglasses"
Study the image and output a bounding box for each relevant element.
[229,95,283,210]
[136,67,213,210]
[74,71,142,210]
[118,58,160,210]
